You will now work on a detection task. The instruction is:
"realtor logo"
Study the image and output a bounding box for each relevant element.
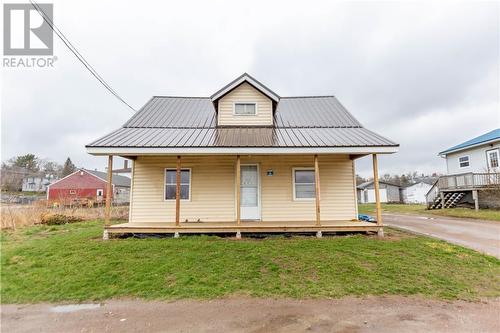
[3,3,53,55]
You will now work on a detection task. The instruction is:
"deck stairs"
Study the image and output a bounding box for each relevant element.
[428,191,466,209]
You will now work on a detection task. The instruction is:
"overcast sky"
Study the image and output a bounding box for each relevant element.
[2,0,499,177]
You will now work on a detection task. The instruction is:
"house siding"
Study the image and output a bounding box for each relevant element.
[217,82,273,126]
[130,155,356,223]
[445,142,500,175]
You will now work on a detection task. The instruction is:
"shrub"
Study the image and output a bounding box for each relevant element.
[40,214,83,225]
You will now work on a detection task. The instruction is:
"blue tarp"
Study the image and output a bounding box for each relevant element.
[358,214,376,223]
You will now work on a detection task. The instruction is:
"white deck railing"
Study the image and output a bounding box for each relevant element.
[425,172,500,205]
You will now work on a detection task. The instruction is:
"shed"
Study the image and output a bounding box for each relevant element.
[357,180,401,203]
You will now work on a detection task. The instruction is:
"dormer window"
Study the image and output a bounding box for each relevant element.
[234,103,257,115]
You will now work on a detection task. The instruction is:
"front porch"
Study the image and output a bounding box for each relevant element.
[106,220,381,235]
[101,153,386,238]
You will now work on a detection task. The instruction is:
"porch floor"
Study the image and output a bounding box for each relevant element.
[106,220,381,234]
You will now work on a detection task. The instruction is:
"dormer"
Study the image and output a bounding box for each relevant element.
[211,73,280,126]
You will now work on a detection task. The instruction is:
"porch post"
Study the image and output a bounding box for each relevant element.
[175,155,181,227]
[105,155,113,226]
[314,154,321,227]
[236,155,241,225]
[372,154,383,232]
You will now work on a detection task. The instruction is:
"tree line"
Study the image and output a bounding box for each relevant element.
[1,154,77,191]
[356,171,441,187]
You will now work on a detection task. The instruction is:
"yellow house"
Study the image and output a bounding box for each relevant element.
[86,74,398,238]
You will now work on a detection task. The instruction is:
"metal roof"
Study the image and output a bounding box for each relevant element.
[439,128,500,155]
[85,169,131,187]
[87,76,398,151]
[357,180,401,189]
[88,127,395,148]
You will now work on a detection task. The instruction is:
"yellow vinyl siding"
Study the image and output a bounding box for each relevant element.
[130,155,357,223]
[217,82,273,126]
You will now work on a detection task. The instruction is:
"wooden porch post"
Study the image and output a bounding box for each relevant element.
[236,155,241,225]
[104,155,113,227]
[175,155,181,227]
[314,154,321,227]
[372,154,383,231]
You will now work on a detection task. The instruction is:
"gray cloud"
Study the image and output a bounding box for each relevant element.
[2,1,498,177]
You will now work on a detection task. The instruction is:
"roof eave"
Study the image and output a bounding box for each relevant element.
[86,145,399,156]
[438,138,500,156]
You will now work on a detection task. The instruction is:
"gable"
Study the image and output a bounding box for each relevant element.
[211,73,279,103]
[217,82,274,126]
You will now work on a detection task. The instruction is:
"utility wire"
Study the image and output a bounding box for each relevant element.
[29,0,137,112]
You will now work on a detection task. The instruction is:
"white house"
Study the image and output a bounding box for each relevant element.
[439,128,500,175]
[402,181,433,204]
[22,175,58,192]
[426,128,500,210]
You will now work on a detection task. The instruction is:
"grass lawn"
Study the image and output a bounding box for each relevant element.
[359,203,500,222]
[1,220,499,303]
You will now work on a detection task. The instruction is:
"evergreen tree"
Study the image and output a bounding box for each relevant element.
[61,158,77,177]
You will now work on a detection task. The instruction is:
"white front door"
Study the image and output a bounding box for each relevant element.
[240,165,260,220]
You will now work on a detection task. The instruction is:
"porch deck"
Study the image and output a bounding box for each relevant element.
[106,220,381,234]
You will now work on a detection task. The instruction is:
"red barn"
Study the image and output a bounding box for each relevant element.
[47,169,131,206]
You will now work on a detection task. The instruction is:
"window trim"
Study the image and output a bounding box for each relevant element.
[96,189,104,197]
[458,155,470,168]
[292,167,316,201]
[164,168,192,201]
[233,102,258,116]
[486,148,500,169]
[69,189,77,195]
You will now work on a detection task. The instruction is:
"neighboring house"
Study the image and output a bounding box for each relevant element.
[427,129,500,210]
[112,159,132,178]
[357,181,401,204]
[440,128,500,175]
[86,73,399,237]
[47,168,131,205]
[22,174,58,192]
[402,180,433,204]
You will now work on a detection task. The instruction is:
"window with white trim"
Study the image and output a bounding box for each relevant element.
[234,103,256,115]
[293,168,316,200]
[487,149,499,169]
[458,156,469,168]
[165,169,191,200]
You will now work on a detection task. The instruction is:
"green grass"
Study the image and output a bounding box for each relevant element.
[359,203,500,221]
[1,220,499,303]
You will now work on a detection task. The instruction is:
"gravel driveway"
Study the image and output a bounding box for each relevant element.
[2,297,499,333]
[383,213,500,258]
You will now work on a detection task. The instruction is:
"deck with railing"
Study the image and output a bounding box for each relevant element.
[426,172,500,207]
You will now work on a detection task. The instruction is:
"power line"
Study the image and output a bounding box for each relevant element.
[29,0,137,112]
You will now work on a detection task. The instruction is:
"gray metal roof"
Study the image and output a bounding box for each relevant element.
[85,169,131,187]
[357,180,401,189]
[88,127,394,148]
[87,78,398,149]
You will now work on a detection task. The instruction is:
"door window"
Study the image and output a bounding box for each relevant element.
[487,149,499,169]
[241,165,258,207]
